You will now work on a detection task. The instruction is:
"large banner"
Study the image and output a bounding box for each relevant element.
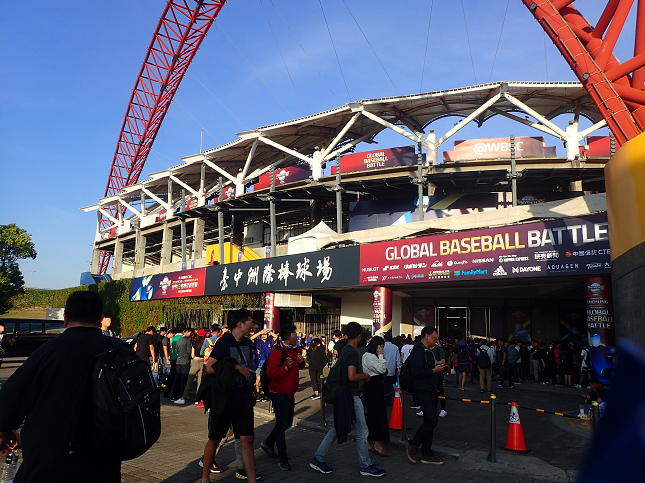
[586,276,616,383]
[254,165,311,191]
[204,246,360,295]
[332,146,416,174]
[129,268,206,301]
[443,136,556,162]
[372,286,392,336]
[359,215,610,285]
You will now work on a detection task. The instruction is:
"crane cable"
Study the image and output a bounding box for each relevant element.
[216,20,293,119]
[269,0,340,105]
[420,0,435,93]
[213,28,262,123]
[342,0,400,95]
[460,0,478,84]
[319,0,351,102]
[489,0,510,83]
[260,0,305,116]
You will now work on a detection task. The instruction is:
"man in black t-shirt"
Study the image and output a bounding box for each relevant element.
[135,326,157,368]
[310,322,385,477]
[200,309,258,483]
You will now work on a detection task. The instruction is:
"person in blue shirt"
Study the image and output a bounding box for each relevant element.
[251,329,277,400]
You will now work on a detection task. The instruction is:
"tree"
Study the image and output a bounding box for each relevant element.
[0,224,37,314]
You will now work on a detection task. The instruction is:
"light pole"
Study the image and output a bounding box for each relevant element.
[28,271,35,288]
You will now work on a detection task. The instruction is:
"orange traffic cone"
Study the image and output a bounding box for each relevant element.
[389,387,403,430]
[503,402,530,453]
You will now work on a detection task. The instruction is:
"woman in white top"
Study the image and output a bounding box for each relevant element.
[362,335,390,456]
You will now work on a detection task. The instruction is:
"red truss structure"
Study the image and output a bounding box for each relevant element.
[521,0,645,146]
[98,0,227,274]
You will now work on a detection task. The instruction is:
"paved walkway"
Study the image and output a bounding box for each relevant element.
[0,359,589,482]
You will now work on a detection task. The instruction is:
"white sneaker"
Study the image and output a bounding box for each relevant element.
[439,410,447,417]
[577,409,586,418]
[416,410,424,417]
[174,398,186,405]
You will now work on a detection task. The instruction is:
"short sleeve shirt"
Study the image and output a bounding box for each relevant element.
[340,344,360,397]
[211,334,257,397]
[135,333,154,361]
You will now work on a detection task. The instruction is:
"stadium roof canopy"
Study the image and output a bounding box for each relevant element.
[83,81,607,235]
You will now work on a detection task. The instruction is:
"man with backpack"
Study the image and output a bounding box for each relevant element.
[406,326,446,465]
[455,337,470,391]
[477,340,493,393]
[259,324,304,471]
[310,322,385,477]
[0,291,149,482]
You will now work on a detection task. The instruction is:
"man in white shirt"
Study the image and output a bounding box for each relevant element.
[327,331,341,367]
[383,333,402,405]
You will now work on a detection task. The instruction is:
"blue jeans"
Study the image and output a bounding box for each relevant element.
[266,394,295,463]
[410,390,439,457]
[158,356,170,386]
[314,396,372,470]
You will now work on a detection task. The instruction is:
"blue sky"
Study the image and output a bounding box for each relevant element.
[0,1,632,289]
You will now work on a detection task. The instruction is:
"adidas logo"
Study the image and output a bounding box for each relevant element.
[493,265,507,276]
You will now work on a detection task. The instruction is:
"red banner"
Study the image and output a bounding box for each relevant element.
[585,276,615,383]
[373,286,392,336]
[332,146,416,174]
[443,136,556,162]
[579,136,610,157]
[264,293,280,331]
[255,165,311,190]
[129,268,206,300]
[359,215,610,285]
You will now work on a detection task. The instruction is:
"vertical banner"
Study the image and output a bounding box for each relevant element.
[413,306,435,337]
[264,293,280,332]
[373,286,392,336]
[585,277,616,383]
[506,308,531,343]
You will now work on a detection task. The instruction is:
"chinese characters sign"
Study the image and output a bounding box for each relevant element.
[359,215,611,285]
[204,246,360,295]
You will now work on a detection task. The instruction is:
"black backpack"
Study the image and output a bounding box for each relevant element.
[477,347,491,369]
[457,344,470,364]
[322,353,344,404]
[260,345,287,395]
[75,340,161,461]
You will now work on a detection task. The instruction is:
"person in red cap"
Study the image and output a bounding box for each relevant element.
[181,328,207,402]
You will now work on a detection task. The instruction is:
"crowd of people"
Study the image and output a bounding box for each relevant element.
[0,299,604,482]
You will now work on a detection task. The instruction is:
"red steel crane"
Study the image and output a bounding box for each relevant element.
[98,0,227,274]
[521,0,645,146]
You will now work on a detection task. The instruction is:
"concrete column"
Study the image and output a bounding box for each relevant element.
[160,222,173,269]
[231,214,244,247]
[90,247,101,274]
[113,239,124,275]
[235,171,245,198]
[192,219,205,260]
[134,230,146,276]
[310,200,322,227]
[426,129,438,165]
[565,121,580,161]
[311,149,322,181]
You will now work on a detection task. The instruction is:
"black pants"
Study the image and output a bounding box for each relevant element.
[266,394,294,463]
[410,390,439,457]
[470,363,479,383]
[384,375,397,405]
[499,363,514,387]
[164,359,177,397]
[437,374,446,411]
[172,363,190,398]
[309,370,323,395]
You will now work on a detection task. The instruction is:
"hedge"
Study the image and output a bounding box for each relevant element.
[11,280,265,336]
